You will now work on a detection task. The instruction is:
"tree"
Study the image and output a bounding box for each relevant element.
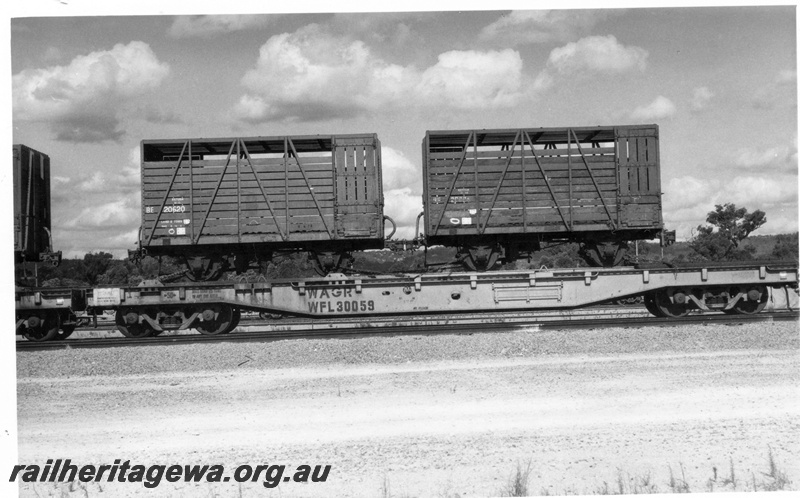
[689,203,766,261]
[771,233,799,261]
[83,252,114,285]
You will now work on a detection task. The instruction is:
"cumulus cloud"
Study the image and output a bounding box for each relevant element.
[628,96,676,122]
[546,35,647,74]
[56,195,142,258]
[234,25,526,123]
[663,176,715,214]
[753,69,798,109]
[168,15,278,38]
[776,69,797,84]
[381,147,420,192]
[384,188,424,239]
[235,25,403,122]
[51,149,163,256]
[62,195,140,231]
[13,41,169,142]
[379,146,424,239]
[720,175,797,206]
[480,9,621,46]
[143,106,183,125]
[731,143,797,173]
[43,46,62,63]
[416,49,524,109]
[330,12,428,45]
[51,165,140,204]
[690,86,714,112]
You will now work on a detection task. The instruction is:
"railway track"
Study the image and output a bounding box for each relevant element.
[16,309,798,351]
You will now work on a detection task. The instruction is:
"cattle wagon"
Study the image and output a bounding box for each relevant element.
[422,125,666,269]
[138,134,386,280]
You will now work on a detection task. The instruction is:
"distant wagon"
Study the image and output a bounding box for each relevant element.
[138,134,387,280]
[421,125,667,270]
[13,144,61,266]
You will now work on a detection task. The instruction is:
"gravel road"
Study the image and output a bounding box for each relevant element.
[15,321,799,497]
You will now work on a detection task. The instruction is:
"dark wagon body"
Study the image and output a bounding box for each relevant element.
[139,134,385,279]
[13,144,60,265]
[422,125,664,268]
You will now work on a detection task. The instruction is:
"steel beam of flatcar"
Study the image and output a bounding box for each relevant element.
[77,263,797,319]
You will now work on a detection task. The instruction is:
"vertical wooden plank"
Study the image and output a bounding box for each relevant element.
[652,135,661,194]
[364,141,376,204]
[335,143,347,204]
[641,137,650,192]
[332,139,343,236]
[355,144,365,202]
[627,136,638,166]
[346,145,356,202]
[647,137,658,193]
[617,137,629,195]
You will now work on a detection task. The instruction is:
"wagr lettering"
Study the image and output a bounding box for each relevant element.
[305,288,355,299]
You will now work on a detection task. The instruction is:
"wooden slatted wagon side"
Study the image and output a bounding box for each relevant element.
[421,125,667,270]
[138,134,386,280]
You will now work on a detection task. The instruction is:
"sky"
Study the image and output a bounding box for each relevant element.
[6,2,798,258]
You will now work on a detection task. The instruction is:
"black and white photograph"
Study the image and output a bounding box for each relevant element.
[4,1,798,497]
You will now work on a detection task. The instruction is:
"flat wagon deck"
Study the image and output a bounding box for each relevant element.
[16,262,798,341]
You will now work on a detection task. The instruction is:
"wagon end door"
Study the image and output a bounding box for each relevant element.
[616,126,663,228]
[332,136,383,239]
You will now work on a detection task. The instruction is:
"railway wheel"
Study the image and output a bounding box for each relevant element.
[53,324,76,341]
[196,305,235,335]
[229,308,242,332]
[20,313,60,342]
[731,286,769,315]
[643,293,665,317]
[115,310,156,338]
[653,290,690,318]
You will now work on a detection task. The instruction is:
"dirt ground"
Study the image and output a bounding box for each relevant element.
[15,323,800,497]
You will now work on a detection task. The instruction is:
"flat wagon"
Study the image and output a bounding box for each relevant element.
[15,260,799,340]
[422,125,666,270]
[13,144,60,266]
[138,134,386,280]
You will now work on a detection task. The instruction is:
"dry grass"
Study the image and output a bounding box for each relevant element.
[500,460,533,497]
[508,447,792,496]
